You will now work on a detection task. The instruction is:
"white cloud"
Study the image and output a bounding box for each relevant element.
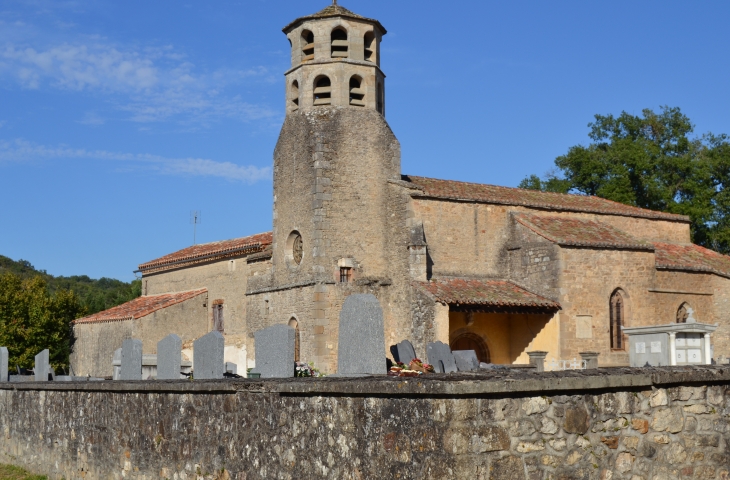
[0,139,271,184]
[0,36,278,125]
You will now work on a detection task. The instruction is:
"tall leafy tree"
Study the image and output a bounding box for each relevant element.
[520,107,730,254]
[0,273,86,371]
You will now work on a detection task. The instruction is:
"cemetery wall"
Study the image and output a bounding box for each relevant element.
[558,248,657,366]
[713,275,730,362]
[144,257,254,366]
[71,293,208,377]
[0,367,729,479]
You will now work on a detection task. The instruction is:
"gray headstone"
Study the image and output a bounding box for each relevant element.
[225,362,237,374]
[120,339,143,381]
[453,350,480,372]
[193,331,225,380]
[34,349,52,382]
[112,348,122,380]
[252,325,295,378]
[391,340,417,364]
[337,294,387,376]
[157,334,182,380]
[427,341,457,373]
[0,347,7,382]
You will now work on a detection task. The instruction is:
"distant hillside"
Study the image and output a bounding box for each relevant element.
[0,255,141,316]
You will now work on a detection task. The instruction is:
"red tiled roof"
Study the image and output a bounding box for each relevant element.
[403,175,690,222]
[654,242,730,279]
[415,278,560,310]
[138,232,272,274]
[514,213,653,250]
[73,289,207,325]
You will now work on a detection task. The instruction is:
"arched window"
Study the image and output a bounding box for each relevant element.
[313,76,331,106]
[288,318,300,362]
[364,31,375,62]
[677,303,695,323]
[301,30,314,62]
[450,332,490,364]
[331,27,348,58]
[290,80,299,110]
[610,290,626,350]
[376,83,384,114]
[349,76,364,106]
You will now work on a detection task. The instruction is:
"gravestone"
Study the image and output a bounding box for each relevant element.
[193,331,225,380]
[34,349,53,382]
[252,325,295,378]
[337,294,387,376]
[0,347,8,382]
[427,341,457,373]
[120,339,143,381]
[390,340,417,364]
[112,348,122,380]
[157,334,182,380]
[225,362,237,374]
[453,350,480,372]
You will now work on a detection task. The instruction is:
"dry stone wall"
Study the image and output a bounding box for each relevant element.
[0,367,729,479]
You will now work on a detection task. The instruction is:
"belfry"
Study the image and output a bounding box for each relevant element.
[72,4,730,376]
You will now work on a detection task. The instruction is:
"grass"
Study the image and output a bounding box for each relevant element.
[0,465,47,480]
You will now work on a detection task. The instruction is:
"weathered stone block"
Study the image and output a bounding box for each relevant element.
[564,405,590,434]
[632,418,649,434]
[651,406,684,433]
[489,456,526,480]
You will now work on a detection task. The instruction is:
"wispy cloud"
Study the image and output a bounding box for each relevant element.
[0,139,271,184]
[77,111,105,126]
[0,35,279,126]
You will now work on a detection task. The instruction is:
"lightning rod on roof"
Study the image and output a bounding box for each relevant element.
[190,210,202,245]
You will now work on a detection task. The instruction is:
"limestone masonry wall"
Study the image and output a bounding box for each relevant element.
[1,367,729,479]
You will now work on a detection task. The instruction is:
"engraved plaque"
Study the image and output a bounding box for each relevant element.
[675,335,686,347]
[650,341,661,353]
[635,342,646,354]
[687,335,701,347]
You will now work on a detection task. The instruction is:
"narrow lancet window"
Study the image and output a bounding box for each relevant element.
[290,80,299,110]
[376,83,384,114]
[610,290,625,350]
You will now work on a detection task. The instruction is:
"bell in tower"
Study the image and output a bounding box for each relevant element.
[282,3,387,114]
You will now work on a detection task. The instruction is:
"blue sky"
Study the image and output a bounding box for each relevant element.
[1,0,730,281]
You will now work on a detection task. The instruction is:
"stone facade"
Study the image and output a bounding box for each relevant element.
[1,367,729,479]
[71,3,730,374]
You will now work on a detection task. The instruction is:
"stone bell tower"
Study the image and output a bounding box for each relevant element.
[265,3,402,370]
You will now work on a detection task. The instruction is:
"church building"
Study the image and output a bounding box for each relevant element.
[71,4,730,376]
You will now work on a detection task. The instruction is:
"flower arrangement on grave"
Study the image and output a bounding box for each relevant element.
[295,361,325,377]
[388,358,434,377]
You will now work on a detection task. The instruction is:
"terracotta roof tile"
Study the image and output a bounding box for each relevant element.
[73,289,207,325]
[283,4,385,33]
[403,175,690,222]
[138,232,272,274]
[415,278,560,310]
[514,213,653,250]
[654,242,730,279]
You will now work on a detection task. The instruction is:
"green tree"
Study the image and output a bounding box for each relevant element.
[0,273,86,371]
[521,106,730,254]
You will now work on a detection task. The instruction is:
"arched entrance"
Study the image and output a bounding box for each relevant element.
[450,332,490,364]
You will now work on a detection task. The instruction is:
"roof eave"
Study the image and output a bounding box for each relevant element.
[283,14,386,35]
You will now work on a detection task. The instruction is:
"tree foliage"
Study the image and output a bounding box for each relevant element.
[520,106,730,254]
[0,273,86,371]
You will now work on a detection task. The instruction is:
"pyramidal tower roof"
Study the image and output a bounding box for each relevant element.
[283,3,386,34]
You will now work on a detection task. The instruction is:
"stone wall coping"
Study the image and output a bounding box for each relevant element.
[1,366,728,396]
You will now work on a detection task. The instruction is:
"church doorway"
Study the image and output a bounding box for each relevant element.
[450,332,490,363]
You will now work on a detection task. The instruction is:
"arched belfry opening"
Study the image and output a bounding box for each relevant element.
[331,27,348,58]
[349,76,365,106]
[290,80,299,110]
[313,76,332,106]
[301,30,314,62]
[364,31,375,62]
